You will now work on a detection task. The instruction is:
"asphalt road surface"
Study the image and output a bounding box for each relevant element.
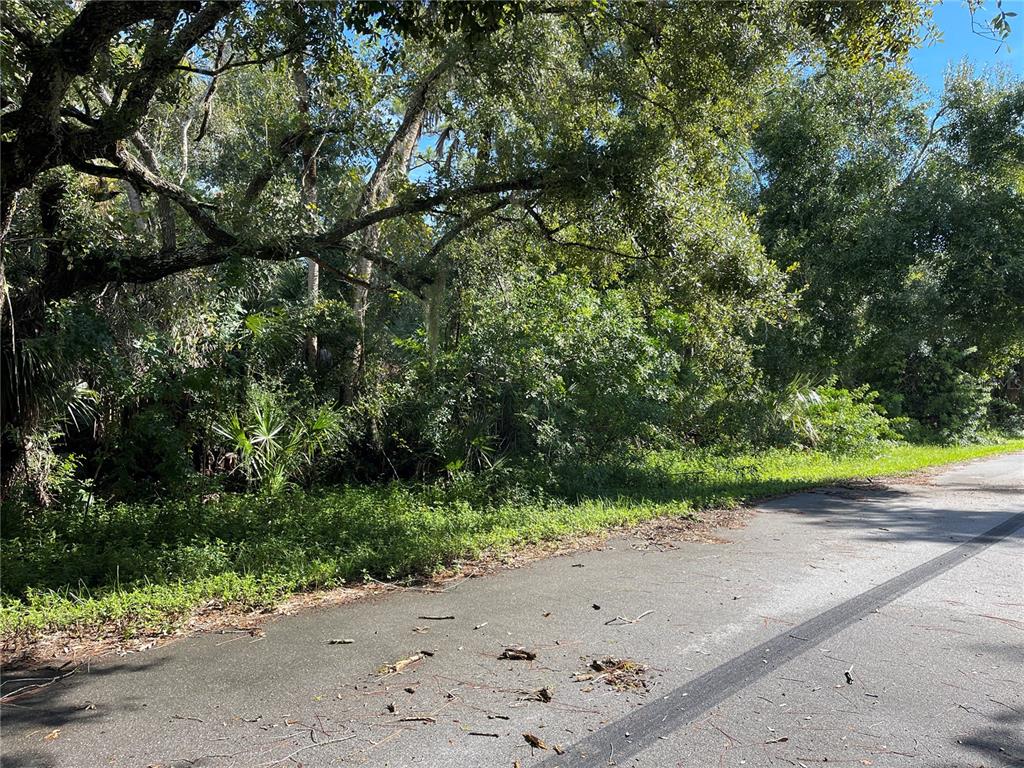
[2,453,1022,768]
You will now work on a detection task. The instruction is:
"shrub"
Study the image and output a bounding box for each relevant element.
[772,380,900,453]
[880,346,992,442]
[214,387,348,492]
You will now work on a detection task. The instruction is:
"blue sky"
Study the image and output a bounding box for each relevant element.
[908,0,1022,96]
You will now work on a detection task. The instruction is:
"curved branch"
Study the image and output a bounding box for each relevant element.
[175,45,298,76]
[423,198,511,263]
[70,148,234,246]
[527,205,644,261]
[319,175,550,246]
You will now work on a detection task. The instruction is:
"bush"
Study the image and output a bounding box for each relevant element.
[365,272,683,472]
[214,386,349,493]
[880,346,991,442]
[772,380,901,453]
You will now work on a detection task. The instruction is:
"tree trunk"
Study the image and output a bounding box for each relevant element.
[292,57,320,368]
[423,269,447,365]
[343,109,425,402]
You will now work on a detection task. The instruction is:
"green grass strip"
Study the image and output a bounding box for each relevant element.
[2,441,1021,640]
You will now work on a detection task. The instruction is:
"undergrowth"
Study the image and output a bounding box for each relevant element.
[2,440,1021,640]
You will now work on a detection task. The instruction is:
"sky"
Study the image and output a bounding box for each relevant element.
[908,0,1023,96]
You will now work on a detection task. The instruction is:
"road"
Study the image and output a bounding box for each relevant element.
[2,453,1022,768]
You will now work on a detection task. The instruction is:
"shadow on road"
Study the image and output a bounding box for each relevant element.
[942,704,1024,767]
[1,657,166,768]
[761,483,1021,546]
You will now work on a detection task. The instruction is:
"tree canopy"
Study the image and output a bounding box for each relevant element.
[1,0,1020,505]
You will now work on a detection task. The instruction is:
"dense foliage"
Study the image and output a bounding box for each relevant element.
[0,1,1021,636]
[752,64,1024,441]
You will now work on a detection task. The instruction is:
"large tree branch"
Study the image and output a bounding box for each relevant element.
[360,57,454,210]
[422,199,512,263]
[2,1,180,197]
[41,239,361,304]
[110,148,233,244]
[37,185,531,303]
[91,86,178,248]
[319,175,550,246]
[1,1,238,240]
[79,2,236,159]
[69,147,235,246]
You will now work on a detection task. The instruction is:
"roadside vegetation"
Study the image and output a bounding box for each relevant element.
[1,2,1021,647]
[3,440,1022,640]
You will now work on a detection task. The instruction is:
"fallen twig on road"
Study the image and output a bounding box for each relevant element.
[499,647,537,661]
[378,653,423,676]
[260,735,357,767]
[604,609,654,626]
[0,665,79,704]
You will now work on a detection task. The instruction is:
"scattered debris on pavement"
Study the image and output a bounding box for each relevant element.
[519,686,553,702]
[604,609,654,626]
[523,733,548,750]
[499,647,537,661]
[378,653,423,676]
[575,657,650,692]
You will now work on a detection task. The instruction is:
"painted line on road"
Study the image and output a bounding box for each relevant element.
[536,510,1024,768]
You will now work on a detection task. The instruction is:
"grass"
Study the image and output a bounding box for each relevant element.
[2,439,1022,641]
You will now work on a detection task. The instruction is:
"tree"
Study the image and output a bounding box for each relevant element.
[0,0,928,492]
[751,63,1024,437]
[1,1,927,296]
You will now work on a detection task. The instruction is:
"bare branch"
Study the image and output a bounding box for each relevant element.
[191,38,229,148]
[174,46,297,77]
[527,205,644,261]
[902,105,950,184]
